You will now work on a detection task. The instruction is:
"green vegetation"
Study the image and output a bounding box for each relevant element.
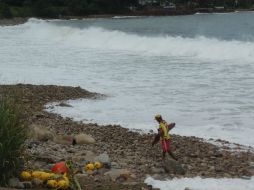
[0,95,27,186]
[0,2,12,18]
[0,0,139,18]
[0,0,253,18]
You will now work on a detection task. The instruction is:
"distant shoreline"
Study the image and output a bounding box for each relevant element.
[0,8,253,26]
[0,17,28,26]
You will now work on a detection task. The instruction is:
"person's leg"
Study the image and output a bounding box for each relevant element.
[162,151,166,160]
[161,140,167,160]
[165,139,177,160]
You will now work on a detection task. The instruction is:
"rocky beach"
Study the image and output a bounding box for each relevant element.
[0,18,27,26]
[0,84,253,190]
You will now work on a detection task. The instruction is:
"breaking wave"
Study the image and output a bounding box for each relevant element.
[16,18,254,63]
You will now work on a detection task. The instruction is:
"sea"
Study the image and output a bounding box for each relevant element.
[1,12,254,189]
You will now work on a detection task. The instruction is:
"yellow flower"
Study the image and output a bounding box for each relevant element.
[40,172,53,181]
[47,179,58,188]
[20,171,31,181]
[63,173,69,186]
[85,163,95,171]
[31,171,44,179]
[94,161,103,169]
[57,180,69,189]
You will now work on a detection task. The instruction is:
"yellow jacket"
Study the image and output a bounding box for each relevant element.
[159,121,170,140]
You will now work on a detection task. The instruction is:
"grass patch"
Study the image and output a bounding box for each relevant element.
[0,95,27,186]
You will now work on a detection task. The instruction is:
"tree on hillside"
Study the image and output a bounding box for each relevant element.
[0,2,12,18]
[67,0,89,15]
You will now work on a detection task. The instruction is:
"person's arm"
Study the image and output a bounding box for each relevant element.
[152,128,163,146]
[152,134,160,146]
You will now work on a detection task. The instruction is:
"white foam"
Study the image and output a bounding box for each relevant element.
[145,176,254,190]
[45,98,254,147]
[13,18,254,64]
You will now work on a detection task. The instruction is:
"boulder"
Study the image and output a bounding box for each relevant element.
[163,157,186,175]
[53,135,73,145]
[74,133,95,144]
[104,169,133,182]
[8,178,24,189]
[28,124,54,141]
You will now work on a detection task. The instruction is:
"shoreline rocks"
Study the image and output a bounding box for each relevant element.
[0,84,254,189]
[0,17,28,26]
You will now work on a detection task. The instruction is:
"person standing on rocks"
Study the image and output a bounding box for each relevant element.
[152,114,177,161]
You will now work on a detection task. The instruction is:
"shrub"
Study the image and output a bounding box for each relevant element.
[0,96,27,186]
[0,3,13,18]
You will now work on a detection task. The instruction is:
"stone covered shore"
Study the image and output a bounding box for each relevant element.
[0,84,253,190]
[0,18,28,26]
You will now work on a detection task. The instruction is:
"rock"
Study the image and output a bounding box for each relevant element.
[28,124,54,141]
[241,176,251,180]
[208,166,215,171]
[151,174,162,180]
[151,167,165,174]
[31,178,43,187]
[34,112,45,118]
[223,173,232,178]
[21,181,32,189]
[122,181,139,186]
[163,157,186,175]
[67,148,76,153]
[53,135,73,145]
[74,133,95,144]
[111,162,121,169]
[57,102,72,107]
[249,162,254,175]
[116,175,128,183]
[104,169,133,182]
[8,178,24,189]
[94,152,110,166]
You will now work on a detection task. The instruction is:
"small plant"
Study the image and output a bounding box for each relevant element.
[0,96,27,186]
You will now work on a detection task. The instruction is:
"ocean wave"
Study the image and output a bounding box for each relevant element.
[14,18,254,63]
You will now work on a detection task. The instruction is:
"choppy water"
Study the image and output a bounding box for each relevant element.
[1,12,254,147]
